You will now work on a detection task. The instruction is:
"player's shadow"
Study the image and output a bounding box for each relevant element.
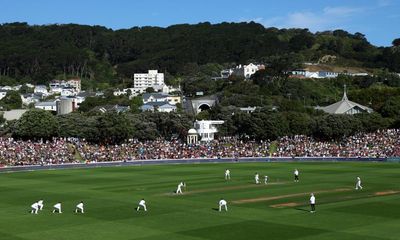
[294,207,310,212]
[211,208,219,211]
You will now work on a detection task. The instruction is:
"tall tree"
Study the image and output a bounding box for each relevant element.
[13,109,59,139]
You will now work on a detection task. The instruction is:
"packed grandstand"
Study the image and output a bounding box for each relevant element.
[1,129,399,166]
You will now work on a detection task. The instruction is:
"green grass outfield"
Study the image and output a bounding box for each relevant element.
[1,162,400,240]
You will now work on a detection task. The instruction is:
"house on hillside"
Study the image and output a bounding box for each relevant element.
[50,79,81,93]
[1,86,12,91]
[21,93,43,105]
[220,63,265,79]
[61,87,77,97]
[34,85,48,96]
[0,90,7,100]
[289,70,319,78]
[140,101,177,113]
[143,93,181,105]
[318,71,339,78]
[35,101,57,111]
[91,105,130,113]
[240,106,258,113]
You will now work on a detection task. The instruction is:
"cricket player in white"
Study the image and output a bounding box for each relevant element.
[37,199,44,210]
[294,169,299,182]
[310,193,316,213]
[225,169,231,180]
[52,202,62,213]
[176,182,185,194]
[75,201,84,213]
[219,198,228,212]
[255,173,260,184]
[136,199,147,211]
[264,175,268,184]
[31,202,39,214]
[355,177,363,190]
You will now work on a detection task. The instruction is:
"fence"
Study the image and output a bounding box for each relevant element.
[1,156,396,173]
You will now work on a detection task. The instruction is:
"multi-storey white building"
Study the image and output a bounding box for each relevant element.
[133,70,165,93]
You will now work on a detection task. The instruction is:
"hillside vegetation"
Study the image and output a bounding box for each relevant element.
[0,22,399,87]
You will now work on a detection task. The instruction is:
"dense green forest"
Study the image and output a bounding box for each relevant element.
[0,21,399,88]
[1,22,400,142]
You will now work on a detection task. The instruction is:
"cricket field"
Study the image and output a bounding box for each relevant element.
[0,161,399,240]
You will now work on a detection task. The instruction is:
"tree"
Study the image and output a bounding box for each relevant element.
[130,96,143,113]
[0,113,5,125]
[128,114,159,140]
[313,114,361,140]
[248,112,289,140]
[354,113,392,132]
[13,109,59,139]
[392,38,400,47]
[380,96,400,118]
[57,112,95,138]
[0,91,22,110]
[94,112,134,144]
[18,85,34,94]
[289,30,315,51]
[145,87,155,93]
[284,112,313,136]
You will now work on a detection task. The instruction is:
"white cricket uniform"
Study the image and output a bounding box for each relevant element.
[355,177,363,190]
[219,199,228,211]
[225,170,230,180]
[310,195,316,212]
[137,200,147,211]
[264,176,268,184]
[294,170,299,182]
[75,202,84,213]
[176,183,184,194]
[53,203,62,213]
[31,202,39,214]
[37,200,44,210]
[255,174,260,184]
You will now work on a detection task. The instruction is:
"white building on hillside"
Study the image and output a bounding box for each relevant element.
[35,101,57,111]
[61,87,77,97]
[194,120,224,142]
[221,63,265,79]
[34,85,48,95]
[1,86,12,91]
[0,90,7,100]
[140,102,177,113]
[50,79,81,94]
[67,79,81,92]
[133,70,165,93]
[233,63,264,78]
[143,93,181,105]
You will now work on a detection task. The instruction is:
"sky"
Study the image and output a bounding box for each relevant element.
[1,0,399,47]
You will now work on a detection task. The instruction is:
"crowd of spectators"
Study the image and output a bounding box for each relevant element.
[74,138,271,162]
[275,129,400,157]
[0,138,76,166]
[1,129,399,166]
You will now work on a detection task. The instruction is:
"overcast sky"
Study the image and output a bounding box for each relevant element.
[1,0,399,46]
